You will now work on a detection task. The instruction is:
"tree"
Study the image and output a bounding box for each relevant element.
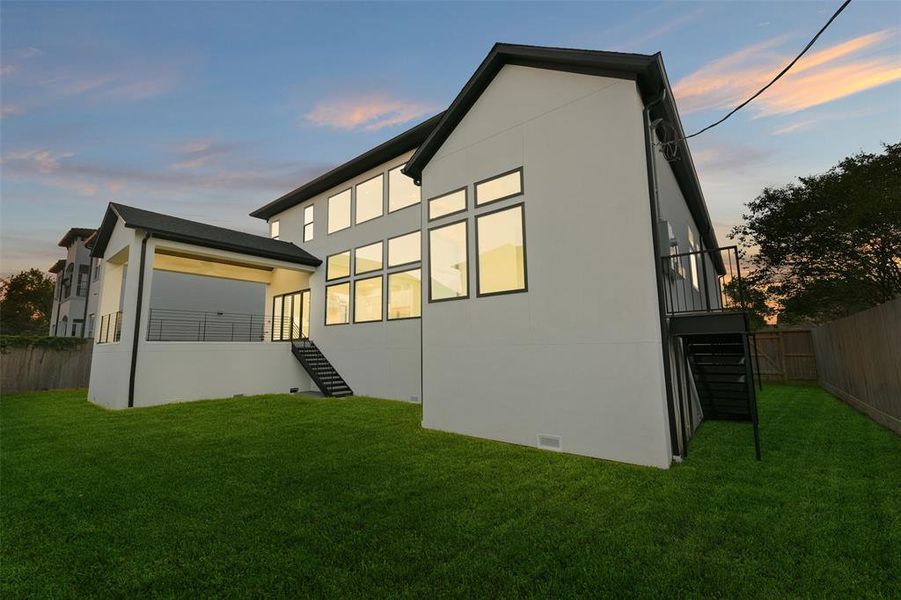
[730,142,901,325]
[722,278,772,330]
[0,269,56,335]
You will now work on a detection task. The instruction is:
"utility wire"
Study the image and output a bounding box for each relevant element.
[678,0,853,142]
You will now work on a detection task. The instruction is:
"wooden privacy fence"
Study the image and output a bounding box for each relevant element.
[1,341,93,394]
[811,299,901,434]
[753,329,818,383]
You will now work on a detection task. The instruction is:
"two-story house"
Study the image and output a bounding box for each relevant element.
[86,44,760,467]
[49,228,101,337]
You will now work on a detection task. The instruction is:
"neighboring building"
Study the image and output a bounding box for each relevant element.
[49,228,100,338]
[87,44,759,468]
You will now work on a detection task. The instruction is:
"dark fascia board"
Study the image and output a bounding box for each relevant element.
[49,259,66,274]
[58,227,98,248]
[249,112,446,221]
[90,203,321,267]
[401,43,724,274]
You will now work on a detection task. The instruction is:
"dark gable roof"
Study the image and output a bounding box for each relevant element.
[249,112,445,221]
[90,203,321,267]
[402,43,723,273]
[58,227,98,248]
[49,259,66,274]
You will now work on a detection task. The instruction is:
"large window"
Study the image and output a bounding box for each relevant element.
[270,220,280,239]
[388,269,421,320]
[476,204,526,296]
[355,174,383,224]
[326,282,350,325]
[303,205,314,242]
[354,276,383,323]
[475,168,522,206]
[327,250,350,281]
[328,189,351,234]
[63,263,74,298]
[388,165,420,212]
[428,220,468,301]
[354,241,383,275]
[388,231,420,267]
[76,265,90,296]
[428,188,466,221]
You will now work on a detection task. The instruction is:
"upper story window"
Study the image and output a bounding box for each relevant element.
[476,204,527,296]
[428,219,468,302]
[388,269,421,320]
[326,250,351,281]
[303,205,314,242]
[353,275,383,323]
[428,188,466,221]
[76,265,90,297]
[63,263,74,298]
[355,174,383,225]
[93,258,101,281]
[328,189,351,234]
[354,241,383,275]
[270,220,280,240]
[388,165,420,212]
[388,231,420,267]
[475,168,522,206]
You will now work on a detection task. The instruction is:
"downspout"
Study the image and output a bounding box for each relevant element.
[127,232,151,408]
[642,88,682,460]
[52,273,62,336]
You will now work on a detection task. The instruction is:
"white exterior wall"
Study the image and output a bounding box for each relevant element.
[269,150,423,402]
[89,222,315,409]
[50,237,98,337]
[419,65,672,468]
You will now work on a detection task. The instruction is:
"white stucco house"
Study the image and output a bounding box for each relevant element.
[49,228,100,338]
[87,44,760,468]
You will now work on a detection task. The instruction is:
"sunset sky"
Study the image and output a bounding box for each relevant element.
[2,1,899,276]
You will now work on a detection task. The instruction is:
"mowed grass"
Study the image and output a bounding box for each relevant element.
[2,385,899,598]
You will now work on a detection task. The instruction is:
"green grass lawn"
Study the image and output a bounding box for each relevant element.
[2,385,899,597]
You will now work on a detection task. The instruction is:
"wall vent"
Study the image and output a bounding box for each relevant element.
[537,434,562,452]
[289,387,299,394]
[410,395,419,403]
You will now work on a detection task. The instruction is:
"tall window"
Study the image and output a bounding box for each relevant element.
[355,174,383,224]
[327,251,351,281]
[388,165,420,212]
[428,188,466,221]
[76,265,90,296]
[328,189,351,234]
[326,283,350,325]
[428,220,468,301]
[388,269,421,320]
[388,231,420,267]
[63,263,74,298]
[354,241,382,275]
[303,205,314,242]
[475,168,522,206]
[354,276,383,323]
[93,258,101,281]
[476,204,527,296]
[270,220,280,239]
[688,227,699,291]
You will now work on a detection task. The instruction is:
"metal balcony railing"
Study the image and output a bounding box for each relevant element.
[146,308,301,342]
[661,245,748,316]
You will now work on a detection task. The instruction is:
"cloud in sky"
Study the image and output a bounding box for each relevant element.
[1,104,25,118]
[674,28,901,116]
[304,94,436,132]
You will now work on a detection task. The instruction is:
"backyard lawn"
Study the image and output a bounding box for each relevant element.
[2,385,899,597]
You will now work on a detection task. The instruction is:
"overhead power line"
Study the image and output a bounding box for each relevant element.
[677,0,854,143]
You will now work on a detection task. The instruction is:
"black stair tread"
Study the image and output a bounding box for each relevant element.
[291,340,353,397]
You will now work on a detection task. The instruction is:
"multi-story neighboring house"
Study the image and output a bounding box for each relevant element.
[49,228,101,337]
[86,44,760,467]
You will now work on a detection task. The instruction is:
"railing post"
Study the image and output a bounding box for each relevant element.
[202,313,207,342]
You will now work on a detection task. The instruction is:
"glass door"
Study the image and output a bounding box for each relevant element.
[272,289,311,341]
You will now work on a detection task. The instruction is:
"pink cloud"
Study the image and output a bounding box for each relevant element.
[304,94,436,132]
[674,29,901,116]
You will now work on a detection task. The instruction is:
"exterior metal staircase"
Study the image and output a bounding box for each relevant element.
[290,339,353,397]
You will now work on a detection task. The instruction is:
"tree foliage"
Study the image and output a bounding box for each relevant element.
[0,269,55,335]
[731,142,901,324]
